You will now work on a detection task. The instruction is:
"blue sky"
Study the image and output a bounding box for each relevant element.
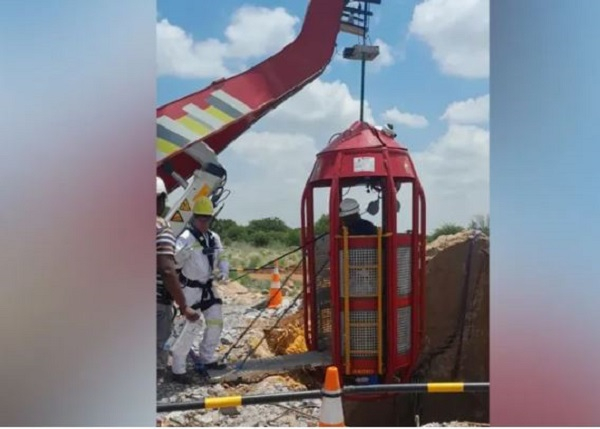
[157,0,489,230]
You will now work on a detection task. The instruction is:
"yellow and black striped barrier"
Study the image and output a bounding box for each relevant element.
[343,382,487,395]
[157,382,489,413]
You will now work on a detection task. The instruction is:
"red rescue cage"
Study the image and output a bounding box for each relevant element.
[301,121,426,386]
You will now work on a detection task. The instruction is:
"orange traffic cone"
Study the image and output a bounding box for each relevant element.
[267,261,283,308]
[318,366,345,427]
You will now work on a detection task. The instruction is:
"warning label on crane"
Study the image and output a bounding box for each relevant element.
[353,156,375,172]
[179,199,191,212]
[194,184,210,201]
[172,211,184,223]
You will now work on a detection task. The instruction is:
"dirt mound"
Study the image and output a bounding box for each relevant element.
[220,280,248,295]
[416,230,489,425]
[427,230,475,258]
[264,311,308,355]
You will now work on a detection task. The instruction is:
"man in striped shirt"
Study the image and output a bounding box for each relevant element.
[157,177,199,379]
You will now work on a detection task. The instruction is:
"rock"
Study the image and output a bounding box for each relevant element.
[210,384,225,394]
[219,406,241,416]
[219,281,248,295]
[302,398,321,408]
[220,336,234,345]
[247,338,274,359]
[251,375,296,393]
[274,414,298,426]
[194,412,216,424]
[167,411,187,425]
[244,308,261,318]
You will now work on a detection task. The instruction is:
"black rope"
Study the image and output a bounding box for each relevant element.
[221,258,303,362]
[235,288,304,371]
[234,255,330,371]
[229,232,328,284]
[222,232,329,362]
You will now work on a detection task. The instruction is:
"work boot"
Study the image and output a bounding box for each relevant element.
[171,373,193,385]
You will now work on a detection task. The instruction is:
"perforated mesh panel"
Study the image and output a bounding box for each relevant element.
[350,311,377,324]
[397,246,411,297]
[338,248,378,297]
[314,235,331,351]
[397,307,411,354]
[341,311,378,357]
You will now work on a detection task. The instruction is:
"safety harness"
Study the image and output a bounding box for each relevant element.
[178,227,223,312]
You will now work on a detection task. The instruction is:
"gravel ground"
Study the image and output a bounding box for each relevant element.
[157,281,320,427]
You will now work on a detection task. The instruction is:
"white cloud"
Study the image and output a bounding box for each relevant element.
[156,6,299,79]
[259,78,376,145]
[224,6,299,58]
[229,131,315,171]
[409,0,489,78]
[382,107,429,128]
[441,94,489,124]
[156,19,229,78]
[371,38,395,71]
[410,94,490,230]
[218,132,318,225]
[412,122,489,231]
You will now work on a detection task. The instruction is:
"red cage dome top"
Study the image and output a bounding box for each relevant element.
[309,121,418,184]
[321,121,407,153]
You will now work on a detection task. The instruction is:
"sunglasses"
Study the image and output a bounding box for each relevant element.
[194,215,212,221]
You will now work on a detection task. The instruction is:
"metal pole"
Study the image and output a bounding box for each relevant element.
[345,382,490,395]
[359,1,370,123]
[360,57,366,122]
[157,382,490,412]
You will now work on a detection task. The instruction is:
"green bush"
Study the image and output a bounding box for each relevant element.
[248,254,262,269]
[248,217,289,233]
[250,231,270,247]
[213,214,486,250]
[428,223,465,243]
[286,229,301,247]
[315,214,329,236]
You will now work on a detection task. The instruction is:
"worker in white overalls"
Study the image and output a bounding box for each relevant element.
[171,196,227,383]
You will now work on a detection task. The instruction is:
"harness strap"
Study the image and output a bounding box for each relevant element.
[181,276,222,311]
[180,228,221,311]
[186,227,216,269]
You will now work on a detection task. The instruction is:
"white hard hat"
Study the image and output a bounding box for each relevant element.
[156,177,167,196]
[340,198,359,217]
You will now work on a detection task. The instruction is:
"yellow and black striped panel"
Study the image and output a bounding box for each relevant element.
[156,89,252,161]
